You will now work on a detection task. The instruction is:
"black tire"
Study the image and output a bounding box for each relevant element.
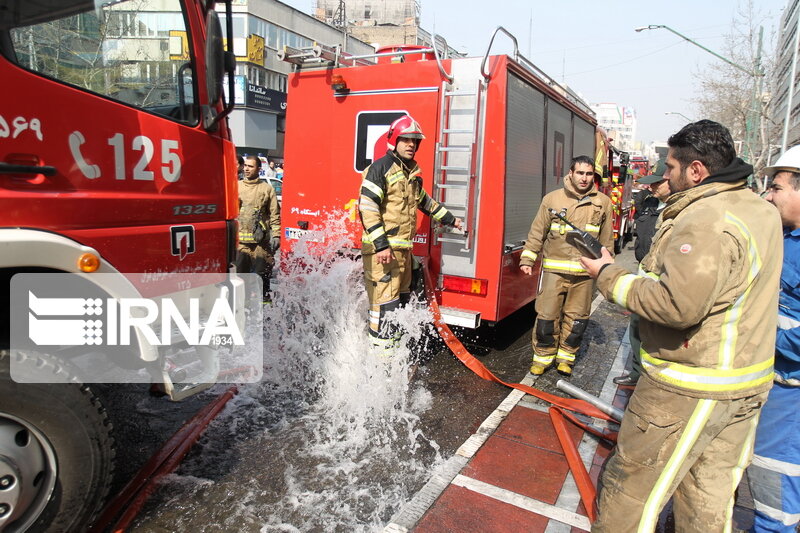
[0,350,115,532]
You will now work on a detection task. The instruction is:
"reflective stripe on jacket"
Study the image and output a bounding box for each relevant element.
[597,179,783,400]
[238,178,280,244]
[358,150,454,254]
[519,176,614,275]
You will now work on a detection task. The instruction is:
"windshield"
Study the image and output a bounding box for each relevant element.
[4,0,197,124]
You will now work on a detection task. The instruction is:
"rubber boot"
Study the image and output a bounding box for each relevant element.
[556,362,573,376]
[530,363,549,375]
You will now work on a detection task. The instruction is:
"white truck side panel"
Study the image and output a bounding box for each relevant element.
[545,100,573,195]
[573,117,595,164]
[504,73,545,249]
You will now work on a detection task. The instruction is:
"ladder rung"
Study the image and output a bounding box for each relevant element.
[438,146,472,152]
[442,128,473,134]
[441,166,469,172]
[441,202,467,209]
[445,90,477,97]
[437,183,468,189]
[438,237,467,244]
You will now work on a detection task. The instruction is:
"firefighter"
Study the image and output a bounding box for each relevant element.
[747,145,800,533]
[581,120,783,533]
[519,155,614,376]
[358,115,462,354]
[237,155,281,303]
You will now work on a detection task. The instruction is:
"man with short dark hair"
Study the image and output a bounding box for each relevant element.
[519,155,614,376]
[748,145,800,533]
[237,155,280,303]
[581,120,783,532]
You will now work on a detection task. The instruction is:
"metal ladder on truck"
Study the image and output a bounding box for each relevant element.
[433,58,486,259]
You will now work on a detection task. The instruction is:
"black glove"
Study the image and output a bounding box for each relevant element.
[270,236,280,253]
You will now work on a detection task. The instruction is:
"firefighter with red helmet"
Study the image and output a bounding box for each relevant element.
[358,115,462,353]
[237,155,281,303]
[519,155,614,376]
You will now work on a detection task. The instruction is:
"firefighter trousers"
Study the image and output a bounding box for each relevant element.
[626,313,643,379]
[532,271,593,368]
[592,377,767,533]
[748,383,800,532]
[362,249,412,354]
[235,243,274,299]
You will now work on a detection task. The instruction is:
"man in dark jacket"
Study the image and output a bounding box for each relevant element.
[613,159,670,386]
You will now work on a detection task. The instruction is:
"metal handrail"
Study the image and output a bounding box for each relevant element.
[480,26,519,81]
[430,32,454,84]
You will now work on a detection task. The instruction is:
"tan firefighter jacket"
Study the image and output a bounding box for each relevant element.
[519,176,614,275]
[358,150,455,255]
[238,177,280,244]
[597,177,783,400]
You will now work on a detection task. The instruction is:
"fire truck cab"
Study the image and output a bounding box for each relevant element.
[279,28,597,329]
[0,1,241,530]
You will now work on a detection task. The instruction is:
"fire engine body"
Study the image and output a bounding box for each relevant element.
[280,31,597,328]
[594,129,634,253]
[0,1,240,530]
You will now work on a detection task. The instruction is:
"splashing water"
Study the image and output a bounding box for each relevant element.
[134,213,445,532]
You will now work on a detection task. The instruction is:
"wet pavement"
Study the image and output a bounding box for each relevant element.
[91,243,757,532]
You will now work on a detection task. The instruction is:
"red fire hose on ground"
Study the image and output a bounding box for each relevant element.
[89,386,238,533]
[421,262,618,522]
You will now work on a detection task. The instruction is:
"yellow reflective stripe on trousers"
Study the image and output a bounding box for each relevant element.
[543,258,586,273]
[719,212,762,370]
[638,398,716,533]
[724,412,760,533]
[556,349,575,362]
[521,250,538,262]
[361,180,385,200]
[533,353,555,365]
[611,273,638,307]
[640,349,774,393]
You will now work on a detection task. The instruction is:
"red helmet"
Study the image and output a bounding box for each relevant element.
[386,114,425,150]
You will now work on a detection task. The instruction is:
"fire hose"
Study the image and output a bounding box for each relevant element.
[422,261,619,521]
[88,385,238,532]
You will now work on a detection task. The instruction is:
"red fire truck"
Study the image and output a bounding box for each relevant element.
[0,1,241,530]
[594,128,634,253]
[279,28,597,329]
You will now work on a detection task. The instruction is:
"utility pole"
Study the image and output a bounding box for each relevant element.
[333,0,347,52]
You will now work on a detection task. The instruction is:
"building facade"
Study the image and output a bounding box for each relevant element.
[312,0,462,57]
[591,103,638,153]
[773,0,800,152]
[223,0,375,161]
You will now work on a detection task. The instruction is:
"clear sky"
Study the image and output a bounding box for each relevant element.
[280,0,788,144]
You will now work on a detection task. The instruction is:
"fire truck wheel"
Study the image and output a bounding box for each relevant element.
[0,350,115,533]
